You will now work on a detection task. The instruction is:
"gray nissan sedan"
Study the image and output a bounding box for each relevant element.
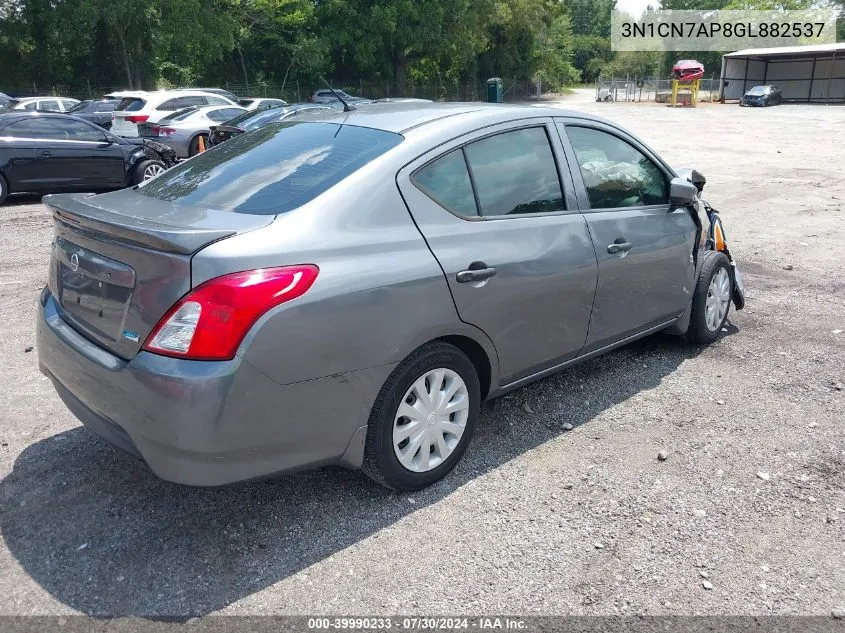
[36,103,744,491]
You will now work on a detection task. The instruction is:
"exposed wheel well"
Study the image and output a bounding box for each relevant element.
[437,335,492,401]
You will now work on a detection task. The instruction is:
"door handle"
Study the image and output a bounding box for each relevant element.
[607,241,633,254]
[456,262,497,284]
[38,150,52,157]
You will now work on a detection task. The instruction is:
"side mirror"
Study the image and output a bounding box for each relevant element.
[674,167,706,192]
[669,176,699,207]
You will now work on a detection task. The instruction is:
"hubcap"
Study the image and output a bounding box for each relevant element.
[393,368,469,473]
[705,267,731,332]
[143,164,165,180]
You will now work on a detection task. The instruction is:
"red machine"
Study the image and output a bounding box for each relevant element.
[672,59,704,81]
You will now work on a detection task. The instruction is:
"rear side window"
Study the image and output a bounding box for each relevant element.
[412,150,478,217]
[208,108,244,122]
[140,122,403,214]
[60,100,78,110]
[39,100,60,111]
[566,126,668,209]
[160,107,198,123]
[464,127,565,216]
[117,97,146,112]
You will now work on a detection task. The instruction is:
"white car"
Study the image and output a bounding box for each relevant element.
[3,96,80,112]
[110,90,237,137]
[237,97,288,111]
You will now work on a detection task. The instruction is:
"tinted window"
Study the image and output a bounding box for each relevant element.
[238,99,254,107]
[94,101,117,112]
[242,108,292,131]
[60,100,78,110]
[140,122,403,214]
[28,117,105,141]
[463,127,565,216]
[208,108,244,122]
[412,150,478,217]
[566,126,668,209]
[160,107,199,123]
[39,100,60,111]
[156,98,181,111]
[68,100,93,113]
[2,120,32,137]
[117,97,146,111]
[205,96,229,105]
[23,102,38,111]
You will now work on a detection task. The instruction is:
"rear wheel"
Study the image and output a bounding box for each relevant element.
[0,173,7,205]
[189,134,208,157]
[362,342,480,491]
[687,251,732,344]
[132,159,166,185]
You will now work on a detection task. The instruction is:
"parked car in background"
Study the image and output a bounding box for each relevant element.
[36,103,744,491]
[0,92,12,105]
[138,104,246,157]
[1,96,80,113]
[740,85,782,107]
[67,99,118,129]
[238,97,288,110]
[178,87,239,103]
[207,103,332,146]
[309,88,363,103]
[0,111,168,204]
[104,91,146,100]
[110,90,237,137]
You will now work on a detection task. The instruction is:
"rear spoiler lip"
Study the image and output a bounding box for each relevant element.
[43,193,237,255]
[210,125,244,134]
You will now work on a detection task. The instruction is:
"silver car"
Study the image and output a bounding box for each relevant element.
[36,103,744,491]
[138,104,246,157]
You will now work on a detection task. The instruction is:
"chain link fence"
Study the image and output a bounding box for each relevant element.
[3,78,549,103]
[595,75,720,104]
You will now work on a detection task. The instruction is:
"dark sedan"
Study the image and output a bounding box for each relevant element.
[740,85,782,106]
[67,99,118,129]
[0,111,167,205]
[208,103,332,146]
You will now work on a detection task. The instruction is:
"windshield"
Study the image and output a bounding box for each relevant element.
[140,122,403,215]
[747,86,770,95]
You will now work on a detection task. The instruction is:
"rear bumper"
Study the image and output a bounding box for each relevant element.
[37,289,392,486]
[143,135,191,158]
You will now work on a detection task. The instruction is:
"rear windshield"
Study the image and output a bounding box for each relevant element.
[116,97,146,111]
[238,99,255,107]
[222,107,283,129]
[747,86,770,95]
[140,122,403,214]
[159,107,199,122]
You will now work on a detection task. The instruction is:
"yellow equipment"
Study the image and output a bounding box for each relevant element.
[670,78,700,107]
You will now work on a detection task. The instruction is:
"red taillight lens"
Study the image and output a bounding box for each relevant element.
[152,126,175,136]
[125,114,149,123]
[142,265,319,361]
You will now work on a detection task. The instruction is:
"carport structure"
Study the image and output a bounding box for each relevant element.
[719,43,845,103]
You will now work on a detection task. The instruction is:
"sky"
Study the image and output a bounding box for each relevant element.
[615,0,657,18]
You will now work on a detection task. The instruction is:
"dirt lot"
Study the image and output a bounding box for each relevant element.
[0,93,843,618]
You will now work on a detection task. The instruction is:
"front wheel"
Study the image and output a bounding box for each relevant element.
[687,251,732,344]
[132,159,166,185]
[362,342,480,491]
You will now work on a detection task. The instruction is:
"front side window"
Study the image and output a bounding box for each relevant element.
[464,127,565,216]
[140,122,403,215]
[566,126,668,209]
[413,149,478,217]
[28,117,104,141]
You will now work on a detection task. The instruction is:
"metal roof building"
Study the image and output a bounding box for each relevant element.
[719,43,845,103]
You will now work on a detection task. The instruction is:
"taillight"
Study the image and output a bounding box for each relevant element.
[125,114,149,123]
[152,126,175,136]
[143,265,319,361]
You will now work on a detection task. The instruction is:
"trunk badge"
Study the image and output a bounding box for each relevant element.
[70,251,82,272]
[122,330,140,343]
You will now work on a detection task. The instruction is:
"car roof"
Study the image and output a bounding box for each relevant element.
[287,102,596,134]
[0,111,98,125]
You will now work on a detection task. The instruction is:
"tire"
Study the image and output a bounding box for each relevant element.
[189,134,208,157]
[132,159,166,185]
[0,173,7,205]
[686,251,732,344]
[362,342,481,491]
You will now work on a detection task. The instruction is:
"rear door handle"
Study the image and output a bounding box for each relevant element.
[456,263,497,283]
[607,241,633,254]
[38,150,52,157]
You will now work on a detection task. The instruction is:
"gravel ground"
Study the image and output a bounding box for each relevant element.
[0,92,843,618]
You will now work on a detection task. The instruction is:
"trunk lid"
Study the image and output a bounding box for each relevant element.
[44,189,274,359]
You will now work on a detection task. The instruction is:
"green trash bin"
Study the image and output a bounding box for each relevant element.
[486,77,503,103]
